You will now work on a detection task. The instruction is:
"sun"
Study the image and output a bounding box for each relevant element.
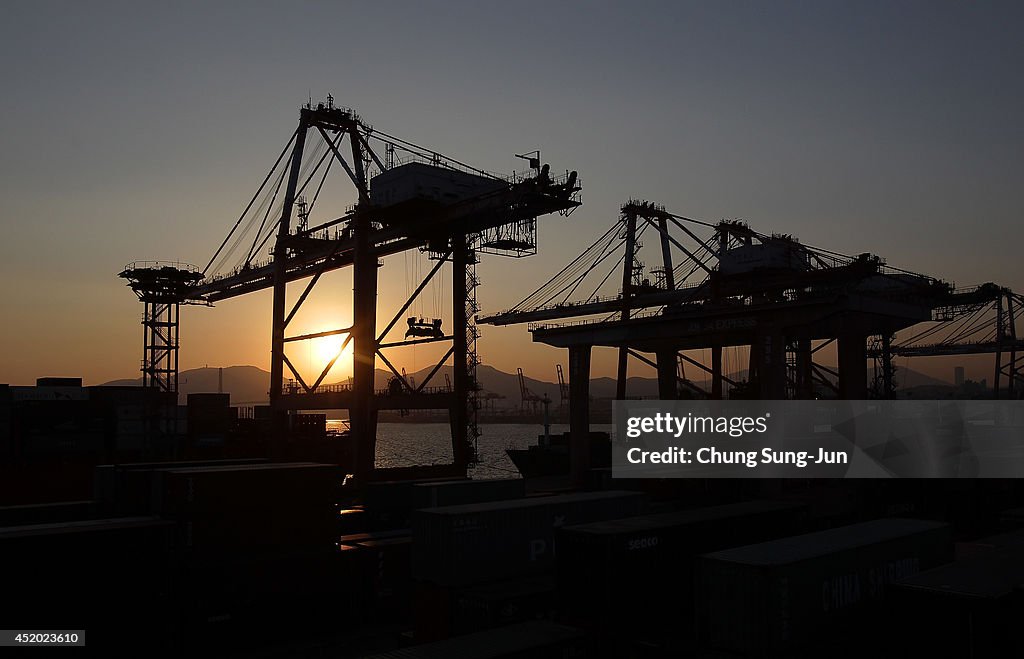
[314,334,348,371]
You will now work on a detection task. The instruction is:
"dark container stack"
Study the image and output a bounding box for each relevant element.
[893,540,1024,658]
[353,536,415,619]
[186,393,231,445]
[414,490,647,587]
[94,458,268,515]
[357,621,592,659]
[1,517,175,650]
[152,461,341,557]
[175,543,371,649]
[449,575,556,635]
[0,499,95,525]
[362,477,470,515]
[556,500,809,644]
[413,490,646,641]
[696,518,952,656]
[152,462,346,649]
[413,478,526,509]
[290,412,327,438]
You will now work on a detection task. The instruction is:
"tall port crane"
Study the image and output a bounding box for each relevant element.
[122,97,580,476]
[868,284,1023,398]
[555,364,569,407]
[517,368,546,413]
[480,200,955,403]
[478,200,1024,483]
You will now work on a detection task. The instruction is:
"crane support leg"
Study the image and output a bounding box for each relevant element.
[569,344,592,487]
[351,210,378,475]
[656,349,678,399]
[793,338,814,399]
[838,334,868,400]
[757,333,786,399]
[451,234,471,469]
[616,209,639,399]
[270,122,308,408]
[711,346,723,399]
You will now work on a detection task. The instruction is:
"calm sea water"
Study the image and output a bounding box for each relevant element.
[327,421,612,479]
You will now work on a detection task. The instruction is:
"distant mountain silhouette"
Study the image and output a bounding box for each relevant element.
[103,365,274,405]
[103,362,952,407]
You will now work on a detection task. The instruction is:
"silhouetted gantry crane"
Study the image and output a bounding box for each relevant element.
[868,283,1023,398]
[479,200,1021,482]
[121,97,580,476]
[517,368,546,413]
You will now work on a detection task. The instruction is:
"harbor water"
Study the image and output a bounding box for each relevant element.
[327,422,613,479]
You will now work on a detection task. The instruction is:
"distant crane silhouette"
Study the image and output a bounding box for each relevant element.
[556,364,569,408]
[517,368,545,413]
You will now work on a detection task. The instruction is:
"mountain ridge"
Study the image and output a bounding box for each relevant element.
[103,363,952,406]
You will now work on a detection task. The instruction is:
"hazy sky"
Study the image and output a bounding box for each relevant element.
[1,1,1021,387]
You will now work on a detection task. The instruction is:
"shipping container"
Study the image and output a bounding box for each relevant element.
[357,620,590,659]
[174,544,372,650]
[94,458,268,515]
[954,527,1024,559]
[187,393,231,445]
[0,499,94,526]
[697,518,951,655]
[413,478,525,509]
[355,536,414,620]
[557,500,809,640]
[2,516,175,648]
[363,476,470,514]
[290,412,327,438]
[413,490,647,587]
[999,505,1024,529]
[36,376,83,387]
[338,506,370,534]
[452,575,555,634]
[153,462,342,556]
[415,575,555,642]
[340,528,411,545]
[893,543,1024,658]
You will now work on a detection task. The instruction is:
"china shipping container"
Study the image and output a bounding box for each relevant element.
[413,491,647,587]
[697,518,951,656]
[557,500,809,640]
[892,543,1024,658]
[357,620,591,659]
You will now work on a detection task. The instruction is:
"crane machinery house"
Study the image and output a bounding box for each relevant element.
[370,162,506,210]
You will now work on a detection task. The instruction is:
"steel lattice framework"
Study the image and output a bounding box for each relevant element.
[124,98,580,476]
